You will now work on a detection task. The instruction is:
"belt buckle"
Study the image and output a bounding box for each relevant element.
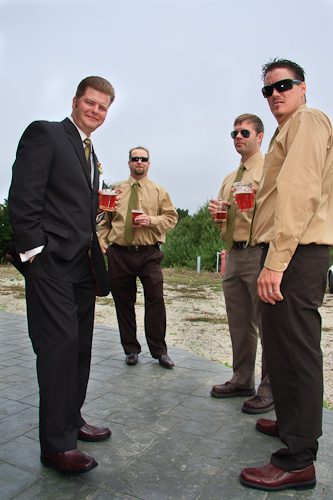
[128,245,139,252]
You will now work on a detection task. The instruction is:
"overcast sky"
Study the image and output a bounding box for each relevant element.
[1,0,332,214]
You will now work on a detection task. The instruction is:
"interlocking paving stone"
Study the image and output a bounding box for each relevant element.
[0,310,332,500]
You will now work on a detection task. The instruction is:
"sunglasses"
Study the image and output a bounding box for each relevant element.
[262,78,302,98]
[231,129,250,140]
[130,157,149,162]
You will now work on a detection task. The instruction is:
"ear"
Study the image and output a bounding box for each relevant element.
[257,132,264,145]
[72,96,77,110]
[300,81,306,98]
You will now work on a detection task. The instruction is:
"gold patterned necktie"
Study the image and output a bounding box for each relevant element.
[225,163,246,252]
[124,181,139,243]
[83,138,91,180]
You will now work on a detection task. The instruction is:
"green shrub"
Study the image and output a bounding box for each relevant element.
[163,203,224,270]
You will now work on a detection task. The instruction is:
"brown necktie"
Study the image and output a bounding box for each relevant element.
[83,138,91,180]
[225,164,246,252]
[124,181,139,243]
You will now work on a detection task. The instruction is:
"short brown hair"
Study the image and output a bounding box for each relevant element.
[234,114,264,135]
[129,146,150,159]
[75,76,115,106]
[261,58,305,82]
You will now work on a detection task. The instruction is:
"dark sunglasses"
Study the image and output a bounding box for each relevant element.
[130,157,149,162]
[262,78,302,98]
[231,129,250,140]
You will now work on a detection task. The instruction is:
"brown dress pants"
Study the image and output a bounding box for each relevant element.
[261,244,329,471]
[107,244,167,358]
[223,245,271,397]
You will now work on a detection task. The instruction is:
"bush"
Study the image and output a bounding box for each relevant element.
[0,199,13,263]
[163,203,224,271]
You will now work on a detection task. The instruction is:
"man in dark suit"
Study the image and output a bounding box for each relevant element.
[8,76,115,475]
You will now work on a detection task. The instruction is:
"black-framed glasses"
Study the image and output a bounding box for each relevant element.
[262,78,302,98]
[130,156,149,163]
[231,129,251,140]
[130,157,149,162]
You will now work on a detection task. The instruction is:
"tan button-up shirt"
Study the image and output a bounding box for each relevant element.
[217,151,264,242]
[251,104,333,272]
[98,175,178,247]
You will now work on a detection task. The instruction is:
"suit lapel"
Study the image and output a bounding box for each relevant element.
[62,118,92,187]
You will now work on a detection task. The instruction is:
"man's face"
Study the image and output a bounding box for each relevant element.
[128,148,150,179]
[71,87,111,136]
[233,121,262,161]
[264,67,306,124]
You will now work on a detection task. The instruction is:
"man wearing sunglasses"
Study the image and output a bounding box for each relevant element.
[240,59,333,491]
[98,147,178,368]
[209,114,273,415]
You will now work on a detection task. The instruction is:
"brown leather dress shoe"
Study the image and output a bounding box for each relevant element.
[78,422,112,442]
[158,354,174,368]
[210,381,255,398]
[240,463,316,491]
[256,418,279,437]
[41,449,98,475]
[242,395,275,414]
[125,353,138,365]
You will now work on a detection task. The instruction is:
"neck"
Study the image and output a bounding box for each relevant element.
[241,150,259,163]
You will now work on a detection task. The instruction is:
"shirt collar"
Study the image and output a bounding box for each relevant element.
[277,104,307,131]
[68,116,90,143]
[129,175,149,187]
[240,150,264,170]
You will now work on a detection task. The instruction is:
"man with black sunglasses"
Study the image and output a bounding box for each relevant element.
[98,146,178,368]
[209,114,273,414]
[240,59,333,491]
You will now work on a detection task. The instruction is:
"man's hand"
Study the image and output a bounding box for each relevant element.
[208,199,218,217]
[257,267,284,305]
[134,214,151,226]
[101,244,108,255]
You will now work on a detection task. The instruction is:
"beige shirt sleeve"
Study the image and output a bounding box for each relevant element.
[98,175,178,247]
[252,106,333,272]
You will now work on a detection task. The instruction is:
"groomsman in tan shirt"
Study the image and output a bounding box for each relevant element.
[209,114,273,414]
[240,58,333,492]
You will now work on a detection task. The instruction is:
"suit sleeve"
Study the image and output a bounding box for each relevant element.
[9,121,53,253]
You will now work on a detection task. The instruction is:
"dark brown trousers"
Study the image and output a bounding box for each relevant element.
[107,244,167,358]
[261,244,329,471]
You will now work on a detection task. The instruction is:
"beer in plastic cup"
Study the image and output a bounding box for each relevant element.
[215,199,228,222]
[132,209,143,227]
[100,180,121,211]
[233,181,253,212]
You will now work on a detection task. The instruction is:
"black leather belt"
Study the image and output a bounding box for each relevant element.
[232,241,247,250]
[113,243,158,252]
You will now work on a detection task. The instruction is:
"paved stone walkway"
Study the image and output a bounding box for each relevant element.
[0,311,333,499]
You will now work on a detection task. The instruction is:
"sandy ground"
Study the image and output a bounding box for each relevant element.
[1,266,333,407]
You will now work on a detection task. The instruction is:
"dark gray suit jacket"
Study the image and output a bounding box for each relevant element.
[8,118,109,294]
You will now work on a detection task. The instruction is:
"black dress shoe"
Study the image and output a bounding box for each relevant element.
[78,423,111,442]
[41,449,98,475]
[125,353,138,365]
[158,354,174,368]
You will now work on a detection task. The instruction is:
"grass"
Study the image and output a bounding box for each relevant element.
[162,267,223,291]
